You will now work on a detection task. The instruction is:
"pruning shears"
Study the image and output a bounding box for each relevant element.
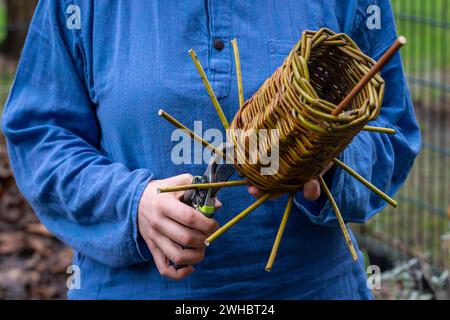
[182,152,235,217]
[171,152,234,269]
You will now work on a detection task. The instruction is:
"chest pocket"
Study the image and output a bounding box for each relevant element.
[268,39,298,73]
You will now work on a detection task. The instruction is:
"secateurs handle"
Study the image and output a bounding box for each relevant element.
[171,176,216,269]
[182,176,217,217]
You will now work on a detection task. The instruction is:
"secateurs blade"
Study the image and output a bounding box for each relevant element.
[182,151,235,217]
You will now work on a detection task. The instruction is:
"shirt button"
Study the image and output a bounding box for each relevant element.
[213,38,225,51]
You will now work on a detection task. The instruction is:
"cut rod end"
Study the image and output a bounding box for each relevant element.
[158,109,164,116]
[347,243,359,262]
[188,48,196,57]
[351,249,359,262]
[265,267,272,273]
[204,240,210,247]
[398,35,407,45]
[390,199,398,208]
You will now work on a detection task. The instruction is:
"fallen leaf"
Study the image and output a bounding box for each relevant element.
[0,232,26,254]
[25,223,53,237]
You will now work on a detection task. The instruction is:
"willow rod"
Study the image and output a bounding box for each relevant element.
[362,126,396,134]
[158,109,224,158]
[265,193,294,272]
[231,39,245,108]
[158,180,248,193]
[188,49,229,129]
[205,193,271,246]
[318,176,358,262]
[332,36,407,116]
[333,158,398,207]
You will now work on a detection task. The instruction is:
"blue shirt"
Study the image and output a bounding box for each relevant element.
[2,0,420,299]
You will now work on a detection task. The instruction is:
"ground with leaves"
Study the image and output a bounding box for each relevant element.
[0,135,71,299]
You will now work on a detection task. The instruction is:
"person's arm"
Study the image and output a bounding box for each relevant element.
[293,0,421,226]
[1,0,153,268]
[2,1,218,277]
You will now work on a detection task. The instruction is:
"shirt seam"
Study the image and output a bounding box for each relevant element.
[61,0,96,102]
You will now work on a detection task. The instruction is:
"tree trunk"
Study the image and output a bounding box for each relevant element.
[0,0,38,59]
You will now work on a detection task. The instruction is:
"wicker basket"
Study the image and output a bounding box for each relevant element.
[228,28,385,193]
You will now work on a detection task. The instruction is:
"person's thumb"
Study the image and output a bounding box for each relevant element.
[163,173,194,186]
[154,173,194,200]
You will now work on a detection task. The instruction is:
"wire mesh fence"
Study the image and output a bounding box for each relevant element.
[357,0,450,295]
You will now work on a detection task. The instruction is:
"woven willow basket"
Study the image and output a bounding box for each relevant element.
[228,28,385,193]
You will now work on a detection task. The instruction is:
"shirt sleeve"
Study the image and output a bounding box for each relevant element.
[294,0,421,226]
[1,0,153,267]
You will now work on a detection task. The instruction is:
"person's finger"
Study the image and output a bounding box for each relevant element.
[303,179,321,201]
[162,173,194,186]
[151,229,205,265]
[247,186,282,200]
[247,185,265,198]
[160,199,219,234]
[153,217,207,248]
[214,198,222,210]
[146,238,194,280]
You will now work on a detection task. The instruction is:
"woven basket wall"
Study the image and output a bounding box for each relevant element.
[227,28,385,193]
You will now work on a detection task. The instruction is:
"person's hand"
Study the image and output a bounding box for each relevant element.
[248,162,333,200]
[138,174,220,280]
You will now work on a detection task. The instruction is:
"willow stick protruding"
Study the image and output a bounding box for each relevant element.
[188,49,229,129]
[265,194,294,272]
[158,180,248,193]
[205,193,271,246]
[362,126,396,134]
[333,158,398,207]
[332,36,407,116]
[158,109,224,158]
[318,176,358,262]
[231,39,245,108]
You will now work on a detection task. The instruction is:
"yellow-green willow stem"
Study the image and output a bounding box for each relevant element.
[362,126,396,134]
[231,39,245,108]
[188,49,229,129]
[205,193,271,245]
[265,193,294,272]
[333,158,398,207]
[158,180,248,193]
[318,176,358,262]
[158,109,224,158]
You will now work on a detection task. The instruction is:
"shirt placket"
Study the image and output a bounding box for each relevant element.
[207,0,232,99]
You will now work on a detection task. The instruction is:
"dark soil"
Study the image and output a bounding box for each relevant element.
[0,135,71,299]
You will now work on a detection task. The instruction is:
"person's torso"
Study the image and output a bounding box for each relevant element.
[69,0,371,299]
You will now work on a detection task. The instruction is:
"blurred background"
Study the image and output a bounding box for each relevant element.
[0,0,449,300]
